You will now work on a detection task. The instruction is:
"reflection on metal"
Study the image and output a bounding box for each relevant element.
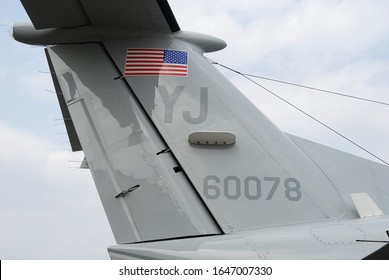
[188,131,236,145]
[115,185,141,198]
[45,49,82,152]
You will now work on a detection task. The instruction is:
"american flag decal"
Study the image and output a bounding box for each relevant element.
[124,48,188,77]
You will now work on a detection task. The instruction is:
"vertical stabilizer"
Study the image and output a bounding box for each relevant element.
[103,33,346,233]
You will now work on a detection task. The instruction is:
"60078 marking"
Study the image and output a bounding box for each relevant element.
[203,176,302,201]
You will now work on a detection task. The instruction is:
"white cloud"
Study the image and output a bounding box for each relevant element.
[0,67,7,80]
[171,0,389,75]
[0,122,115,259]
[17,72,54,100]
[0,122,47,164]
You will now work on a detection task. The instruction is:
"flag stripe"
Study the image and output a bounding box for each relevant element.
[126,48,164,51]
[126,55,164,59]
[124,73,188,76]
[126,60,164,63]
[125,64,188,68]
[125,69,188,73]
[124,48,188,77]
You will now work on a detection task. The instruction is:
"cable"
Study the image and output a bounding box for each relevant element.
[244,73,389,106]
[209,59,389,166]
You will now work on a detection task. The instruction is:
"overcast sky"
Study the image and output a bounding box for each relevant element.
[1,0,389,259]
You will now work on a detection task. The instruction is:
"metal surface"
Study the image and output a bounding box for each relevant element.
[351,193,384,218]
[45,49,82,152]
[105,37,346,232]
[20,0,177,32]
[109,217,389,259]
[13,0,389,259]
[288,134,389,219]
[21,0,89,29]
[188,131,236,145]
[47,43,220,243]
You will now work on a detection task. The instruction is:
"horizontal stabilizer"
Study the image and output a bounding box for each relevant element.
[288,134,389,218]
[21,0,179,32]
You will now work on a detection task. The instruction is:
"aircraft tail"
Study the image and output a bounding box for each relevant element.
[15,0,348,246]
[43,33,349,244]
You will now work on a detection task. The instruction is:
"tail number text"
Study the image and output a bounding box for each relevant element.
[203,176,302,201]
